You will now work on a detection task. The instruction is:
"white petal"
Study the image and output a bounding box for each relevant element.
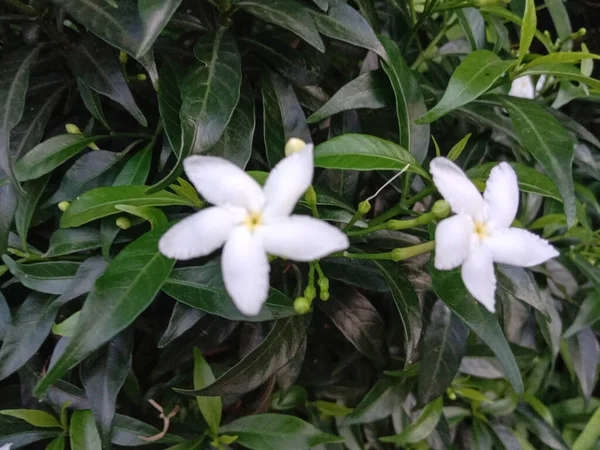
[434,214,473,270]
[183,156,264,211]
[158,207,243,260]
[0,445,12,450]
[483,162,519,230]
[461,245,497,312]
[485,228,559,267]
[222,226,270,316]
[509,76,535,99]
[263,144,314,220]
[261,215,349,261]
[430,157,484,220]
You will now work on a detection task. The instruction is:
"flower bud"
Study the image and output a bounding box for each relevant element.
[65,123,82,135]
[317,277,329,293]
[431,200,451,219]
[285,138,306,156]
[387,220,403,231]
[119,51,128,65]
[358,200,371,215]
[58,201,70,212]
[304,285,317,301]
[447,389,457,401]
[88,142,100,150]
[305,186,317,206]
[136,74,147,81]
[391,248,405,262]
[294,297,311,314]
[115,217,131,230]
[320,291,330,301]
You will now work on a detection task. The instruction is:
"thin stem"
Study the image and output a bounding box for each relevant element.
[391,241,435,261]
[411,15,456,70]
[369,186,436,227]
[338,251,395,261]
[347,222,389,237]
[343,210,363,231]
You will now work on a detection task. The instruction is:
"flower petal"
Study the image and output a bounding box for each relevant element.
[430,157,484,220]
[261,215,349,261]
[509,76,535,99]
[485,228,559,267]
[222,226,270,316]
[484,162,519,230]
[263,144,314,220]
[184,156,264,211]
[434,214,474,270]
[461,245,497,312]
[159,207,244,260]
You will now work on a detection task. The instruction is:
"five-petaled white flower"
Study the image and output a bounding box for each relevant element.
[159,142,349,316]
[431,157,559,312]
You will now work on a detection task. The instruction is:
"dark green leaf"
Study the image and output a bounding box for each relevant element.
[520,63,600,91]
[417,50,513,123]
[0,409,62,428]
[46,435,66,450]
[307,70,392,123]
[158,303,205,348]
[60,185,193,228]
[54,257,109,306]
[0,415,59,448]
[70,410,102,450]
[193,348,222,434]
[44,228,102,258]
[218,413,344,450]
[379,36,429,162]
[320,259,388,292]
[319,289,387,367]
[380,397,443,445]
[35,226,175,396]
[431,267,524,394]
[2,257,80,295]
[0,46,40,188]
[15,174,49,250]
[163,262,296,322]
[175,315,309,397]
[78,80,111,130]
[113,141,152,186]
[81,331,133,450]
[572,254,600,293]
[0,292,10,341]
[564,293,600,338]
[314,134,430,180]
[344,376,408,425]
[0,183,17,255]
[15,134,102,182]
[457,8,486,50]
[516,404,569,450]
[496,265,548,316]
[418,301,468,405]
[544,0,571,42]
[235,0,324,52]
[205,80,255,169]
[500,96,576,226]
[567,329,599,401]
[111,414,182,446]
[158,59,183,156]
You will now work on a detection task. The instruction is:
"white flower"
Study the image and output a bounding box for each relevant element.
[159,142,349,316]
[430,157,559,312]
[509,75,547,99]
[0,444,12,450]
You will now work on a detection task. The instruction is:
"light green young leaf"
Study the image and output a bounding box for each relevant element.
[518,0,537,65]
[0,409,63,429]
[193,348,222,434]
[380,397,443,444]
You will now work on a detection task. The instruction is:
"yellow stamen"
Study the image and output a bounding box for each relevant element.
[474,221,489,239]
[244,211,263,231]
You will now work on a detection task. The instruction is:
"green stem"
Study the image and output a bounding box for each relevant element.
[347,222,389,237]
[343,210,364,231]
[334,251,395,261]
[411,15,456,70]
[391,241,435,261]
[369,186,436,227]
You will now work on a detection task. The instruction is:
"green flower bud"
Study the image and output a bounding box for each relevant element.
[447,389,457,401]
[119,51,128,65]
[115,217,131,230]
[387,220,402,231]
[88,142,100,150]
[431,200,451,219]
[65,123,82,135]
[58,201,71,212]
[317,277,329,292]
[577,28,587,38]
[304,285,317,301]
[285,137,306,156]
[305,185,317,206]
[294,297,311,314]
[358,200,371,215]
[391,248,404,262]
[320,291,330,301]
[136,74,147,81]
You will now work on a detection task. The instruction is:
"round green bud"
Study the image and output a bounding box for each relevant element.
[387,220,402,231]
[304,285,317,301]
[320,291,330,301]
[285,137,307,157]
[294,297,311,314]
[391,248,404,262]
[136,74,147,81]
[577,28,587,37]
[317,277,329,292]
[87,142,100,151]
[431,200,451,219]
[58,201,71,212]
[305,186,317,206]
[447,389,457,401]
[358,200,371,215]
[115,217,132,230]
[119,51,128,65]
[65,123,82,135]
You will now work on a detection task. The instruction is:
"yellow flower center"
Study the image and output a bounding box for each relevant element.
[473,221,489,240]
[244,211,263,231]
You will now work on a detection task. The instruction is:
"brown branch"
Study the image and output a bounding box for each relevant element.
[137,399,181,442]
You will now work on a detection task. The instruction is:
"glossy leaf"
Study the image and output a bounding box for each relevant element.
[564,293,600,338]
[320,259,388,292]
[517,0,536,65]
[44,228,102,258]
[457,8,486,50]
[567,329,600,401]
[218,414,344,450]
[380,397,443,445]
[78,80,110,130]
[15,174,49,250]
[0,183,17,255]
[417,51,513,123]
[497,265,548,316]
[46,435,66,450]
[573,405,600,450]
[0,409,62,428]
[344,376,407,425]
[35,226,175,396]
[2,257,80,295]
[111,414,182,446]
[516,405,569,450]
[518,63,600,91]
[0,415,59,448]
[193,348,222,434]
[163,262,296,322]
[158,303,205,348]
[418,301,469,405]
[158,59,183,156]
[70,410,102,450]
[113,142,152,186]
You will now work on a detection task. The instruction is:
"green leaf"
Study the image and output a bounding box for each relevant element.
[113,142,153,186]
[310,401,352,417]
[204,80,255,169]
[523,52,600,70]
[115,205,168,229]
[69,36,146,126]
[564,293,600,338]
[320,259,388,292]
[15,134,102,182]
[499,96,576,226]
[0,292,10,341]
[234,0,325,52]
[373,261,422,363]
[431,267,524,394]
[379,36,429,162]
[518,0,537,65]
[60,185,193,228]
[314,134,430,180]
[44,228,102,258]
[81,331,133,449]
[418,301,469,405]
[180,30,241,156]
[175,315,309,397]
[572,255,600,294]
[0,46,40,188]
[111,414,182,446]
[78,80,110,130]
[193,348,222,434]
[544,0,571,42]
[15,174,49,250]
[447,133,471,161]
[158,59,183,157]
[573,405,600,450]
[457,8,486,51]
[70,410,102,450]
[0,293,58,381]
[496,265,548,317]
[46,435,66,450]
[52,311,80,337]
[163,262,297,322]
[307,70,392,123]
[344,376,407,425]
[518,63,600,91]
[0,415,59,448]
[0,183,17,255]
[2,257,80,295]
[516,405,569,450]
[566,329,599,401]
[34,226,175,396]
[158,303,205,348]
[417,50,513,123]
[218,414,344,450]
[0,409,62,428]
[319,290,387,368]
[308,0,385,58]
[380,397,443,445]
